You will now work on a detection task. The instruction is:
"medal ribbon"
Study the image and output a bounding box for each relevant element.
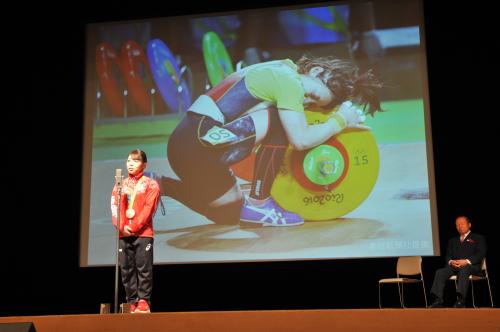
[127,176,144,211]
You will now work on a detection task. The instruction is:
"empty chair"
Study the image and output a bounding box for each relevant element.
[378,256,428,308]
[448,257,494,308]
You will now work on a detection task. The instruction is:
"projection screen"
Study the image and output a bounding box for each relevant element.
[80,0,439,266]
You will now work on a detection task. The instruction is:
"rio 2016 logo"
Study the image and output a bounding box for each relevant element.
[302,192,344,206]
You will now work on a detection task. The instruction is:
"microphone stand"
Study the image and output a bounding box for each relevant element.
[114,176,123,314]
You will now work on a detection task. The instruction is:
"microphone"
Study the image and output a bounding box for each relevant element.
[115,168,123,188]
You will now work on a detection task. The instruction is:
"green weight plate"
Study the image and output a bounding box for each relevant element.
[202,31,234,86]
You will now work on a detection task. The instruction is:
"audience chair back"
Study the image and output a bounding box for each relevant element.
[378,256,428,308]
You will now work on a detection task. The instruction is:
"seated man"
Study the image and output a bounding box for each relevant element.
[429,216,487,308]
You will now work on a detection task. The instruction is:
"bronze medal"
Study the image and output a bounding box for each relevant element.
[126,208,136,219]
[125,176,144,220]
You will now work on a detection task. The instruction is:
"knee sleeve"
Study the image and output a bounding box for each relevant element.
[250,108,288,199]
[159,176,207,216]
[205,199,244,225]
[250,145,286,200]
[261,106,288,145]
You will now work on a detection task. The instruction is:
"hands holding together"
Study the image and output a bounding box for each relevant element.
[123,224,134,236]
[336,101,370,129]
[449,259,469,268]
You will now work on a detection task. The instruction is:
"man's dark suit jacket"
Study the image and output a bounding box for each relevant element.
[445,232,487,268]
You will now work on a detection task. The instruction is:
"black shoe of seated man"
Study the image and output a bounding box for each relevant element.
[429,298,444,308]
[453,298,465,308]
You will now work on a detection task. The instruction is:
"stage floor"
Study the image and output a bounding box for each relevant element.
[1,308,499,332]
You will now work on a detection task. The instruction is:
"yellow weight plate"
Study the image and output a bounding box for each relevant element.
[271,110,379,220]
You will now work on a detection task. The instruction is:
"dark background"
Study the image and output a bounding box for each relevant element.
[4,0,498,316]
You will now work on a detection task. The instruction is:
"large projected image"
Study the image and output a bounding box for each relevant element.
[81,0,438,266]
